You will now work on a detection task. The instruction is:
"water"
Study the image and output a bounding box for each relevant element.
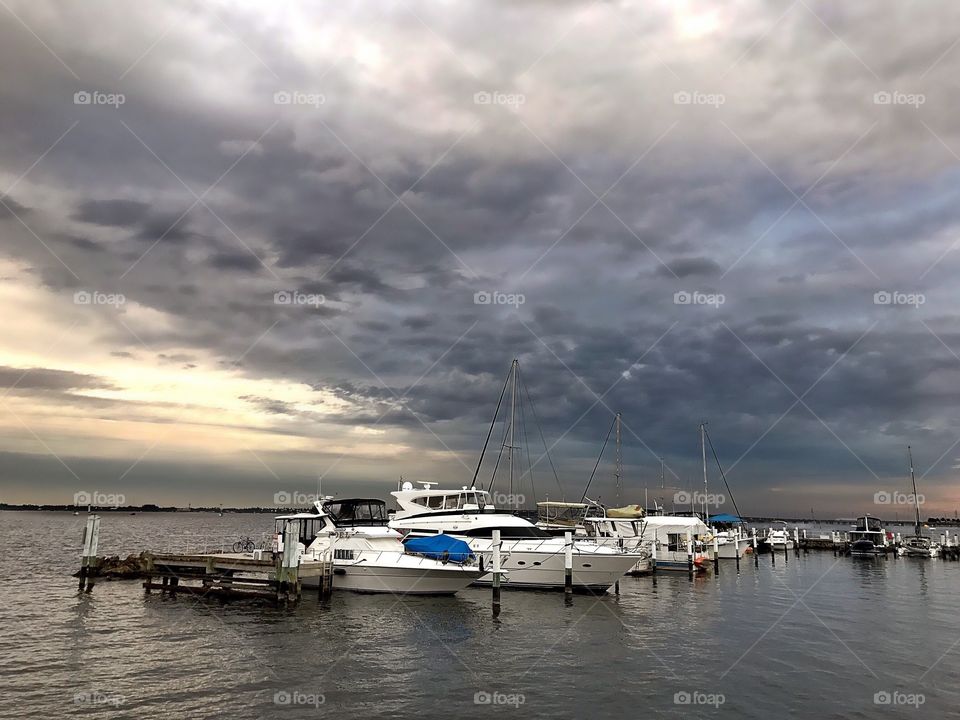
[2,512,958,719]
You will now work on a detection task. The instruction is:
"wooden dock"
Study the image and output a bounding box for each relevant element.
[76,515,335,604]
[141,552,334,603]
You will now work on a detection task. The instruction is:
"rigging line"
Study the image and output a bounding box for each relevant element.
[517,367,536,509]
[581,414,617,503]
[704,426,748,531]
[473,362,512,488]
[487,402,512,494]
[522,371,564,498]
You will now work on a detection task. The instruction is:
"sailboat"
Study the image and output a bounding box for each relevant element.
[898,446,940,558]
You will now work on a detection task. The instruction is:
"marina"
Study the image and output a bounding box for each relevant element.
[6,509,960,718]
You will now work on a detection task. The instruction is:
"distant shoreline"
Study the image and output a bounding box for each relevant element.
[2,503,958,526]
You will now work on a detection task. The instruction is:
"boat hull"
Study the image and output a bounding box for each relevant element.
[301,562,482,595]
[466,539,643,591]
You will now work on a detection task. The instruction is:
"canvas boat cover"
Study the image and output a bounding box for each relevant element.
[403,534,474,563]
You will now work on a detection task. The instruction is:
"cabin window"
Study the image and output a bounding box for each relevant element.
[334,549,354,560]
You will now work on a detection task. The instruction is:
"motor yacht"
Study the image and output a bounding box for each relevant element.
[275,499,485,595]
[388,483,644,592]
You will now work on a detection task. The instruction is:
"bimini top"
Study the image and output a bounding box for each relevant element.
[323,498,389,526]
[403,534,473,563]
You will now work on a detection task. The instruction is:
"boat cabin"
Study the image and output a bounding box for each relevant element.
[323,498,389,527]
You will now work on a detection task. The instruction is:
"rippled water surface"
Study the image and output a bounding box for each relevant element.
[2,511,959,719]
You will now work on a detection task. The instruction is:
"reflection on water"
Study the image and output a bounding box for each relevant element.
[1,511,959,718]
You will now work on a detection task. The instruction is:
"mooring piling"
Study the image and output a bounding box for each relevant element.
[752,527,759,567]
[713,534,720,575]
[492,529,502,617]
[686,529,694,579]
[651,533,658,586]
[78,514,101,593]
[564,531,573,601]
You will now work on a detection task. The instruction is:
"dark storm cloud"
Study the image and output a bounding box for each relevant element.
[657,257,722,278]
[3,0,960,512]
[73,199,151,227]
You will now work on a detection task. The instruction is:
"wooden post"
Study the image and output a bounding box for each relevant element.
[651,533,658,586]
[686,529,693,579]
[803,528,809,554]
[279,518,301,603]
[713,534,720,574]
[564,531,573,600]
[79,514,101,592]
[492,529,502,617]
[752,527,758,567]
[735,531,741,572]
[794,528,800,557]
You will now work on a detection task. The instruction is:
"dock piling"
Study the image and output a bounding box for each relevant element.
[564,531,573,601]
[713,534,719,575]
[78,514,101,592]
[686,529,693,579]
[492,529,502,617]
[651,533,658,586]
[752,527,758,567]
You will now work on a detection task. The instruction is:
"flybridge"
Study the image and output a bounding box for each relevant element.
[392,482,497,518]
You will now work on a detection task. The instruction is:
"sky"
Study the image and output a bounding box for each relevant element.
[1,0,960,518]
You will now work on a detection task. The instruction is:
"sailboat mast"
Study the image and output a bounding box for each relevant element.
[508,358,517,497]
[700,422,708,521]
[615,413,622,504]
[909,445,921,536]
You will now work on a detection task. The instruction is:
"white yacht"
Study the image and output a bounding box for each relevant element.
[761,525,795,552]
[276,499,485,595]
[388,484,645,592]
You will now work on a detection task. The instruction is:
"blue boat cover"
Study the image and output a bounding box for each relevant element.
[404,534,474,563]
[709,513,742,523]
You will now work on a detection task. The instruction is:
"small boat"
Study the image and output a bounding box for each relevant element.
[757,522,794,553]
[278,499,486,595]
[898,446,940,558]
[849,515,889,555]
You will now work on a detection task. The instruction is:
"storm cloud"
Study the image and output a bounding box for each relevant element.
[1,1,960,516]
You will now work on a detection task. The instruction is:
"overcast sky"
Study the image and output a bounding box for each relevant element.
[2,0,960,517]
